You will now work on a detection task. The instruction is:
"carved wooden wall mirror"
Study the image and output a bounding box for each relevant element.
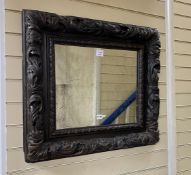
[22,9,160,163]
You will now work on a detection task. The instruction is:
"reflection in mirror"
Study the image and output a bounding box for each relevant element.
[55,45,137,130]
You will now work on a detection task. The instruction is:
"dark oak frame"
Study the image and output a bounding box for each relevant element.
[22,9,160,163]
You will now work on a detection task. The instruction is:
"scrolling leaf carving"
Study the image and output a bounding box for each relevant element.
[23,10,160,162]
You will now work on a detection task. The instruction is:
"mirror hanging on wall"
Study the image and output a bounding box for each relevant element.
[23,9,160,162]
[55,45,138,129]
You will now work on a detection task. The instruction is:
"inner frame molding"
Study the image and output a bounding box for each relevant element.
[22,9,160,163]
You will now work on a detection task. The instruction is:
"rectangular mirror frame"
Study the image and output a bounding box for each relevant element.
[22,10,160,163]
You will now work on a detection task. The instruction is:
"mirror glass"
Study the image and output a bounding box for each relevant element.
[55,44,137,130]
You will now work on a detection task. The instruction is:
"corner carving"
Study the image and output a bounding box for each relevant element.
[23,10,160,162]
